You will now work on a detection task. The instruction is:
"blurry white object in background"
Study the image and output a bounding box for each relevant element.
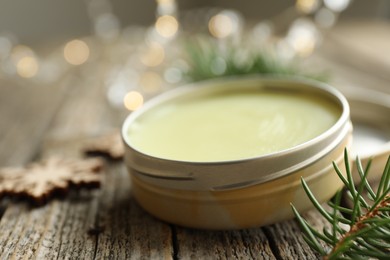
[324,0,351,12]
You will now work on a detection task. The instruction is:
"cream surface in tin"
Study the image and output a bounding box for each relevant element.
[127,89,340,162]
[123,77,350,191]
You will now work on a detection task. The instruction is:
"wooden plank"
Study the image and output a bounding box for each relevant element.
[306,52,390,94]
[263,215,324,259]
[305,25,390,96]
[320,20,390,83]
[0,77,70,166]
[95,163,172,260]
[0,63,173,259]
[174,226,276,259]
[0,73,102,258]
[174,210,329,260]
[0,195,98,259]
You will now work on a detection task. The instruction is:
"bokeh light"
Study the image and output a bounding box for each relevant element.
[16,56,39,78]
[106,68,139,107]
[124,91,144,111]
[10,45,39,78]
[140,42,165,67]
[10,45,34,64]
[139,71,163,94]
[276,40,296,61]
[156,0,177,16]
[0,1,352,89]
[315,7,337,28]
[94,13,120,42]
[156,0,175,4]
[209,14,234,38]
[164,67,182,84]
[287,19,319,57]
[63,40,90,65]
[210,57,227,75]
[252,21,273,43]
[295,0,320,14]
[324,0,351,12]
[155,15,179,38]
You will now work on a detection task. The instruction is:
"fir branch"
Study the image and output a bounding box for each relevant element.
[182,38,328,82]
[291,149,390,259]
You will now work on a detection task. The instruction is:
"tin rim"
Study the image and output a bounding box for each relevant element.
[122,75,350,191]
[346,87,390,158]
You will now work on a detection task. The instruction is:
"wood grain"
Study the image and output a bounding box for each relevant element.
[0,64,173,259]
[0,77,70,166]
[323,20,390,82]
[174,227,276,259]
[263,218,322,259]
[94,163,173,260]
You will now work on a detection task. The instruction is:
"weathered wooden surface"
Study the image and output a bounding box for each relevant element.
[0,20,389,259]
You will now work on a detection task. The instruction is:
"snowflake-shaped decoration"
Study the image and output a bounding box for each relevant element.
[0,157,104,204]
[83,131,125,160]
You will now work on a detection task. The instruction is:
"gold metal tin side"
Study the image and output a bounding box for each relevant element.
[130,127,352,229]
[122,76,352,229]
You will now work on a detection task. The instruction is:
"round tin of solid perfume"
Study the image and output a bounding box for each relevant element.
[122,76,352,229]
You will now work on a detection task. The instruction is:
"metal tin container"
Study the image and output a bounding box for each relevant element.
[346,88,390,181]
[122,76,352,229]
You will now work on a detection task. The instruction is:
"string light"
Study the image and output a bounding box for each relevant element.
[156,0,175,4]
[324,0,351,12]
[106,67,139,107]
[16,56,39,78]
[155,15,179,38]
[209,10,241,39]
[10,45,34,64]
[295,0,320,14]
[209,14,234,38]
[287,18,320,57]
[124,91,144,111]
[64,39,90,65]
[156,0,177,16]
[9,45,39,78]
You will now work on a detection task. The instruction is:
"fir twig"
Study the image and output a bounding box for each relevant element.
[182,38,329,82]
[291,149,390,259]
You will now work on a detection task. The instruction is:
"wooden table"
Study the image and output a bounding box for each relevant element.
[0,20,389,259]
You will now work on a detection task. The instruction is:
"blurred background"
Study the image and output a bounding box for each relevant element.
[0,0,389,46]
[0,0,389,112]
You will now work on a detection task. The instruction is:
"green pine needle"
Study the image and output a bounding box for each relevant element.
[291,149,390,259]
[182,38,328,82]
